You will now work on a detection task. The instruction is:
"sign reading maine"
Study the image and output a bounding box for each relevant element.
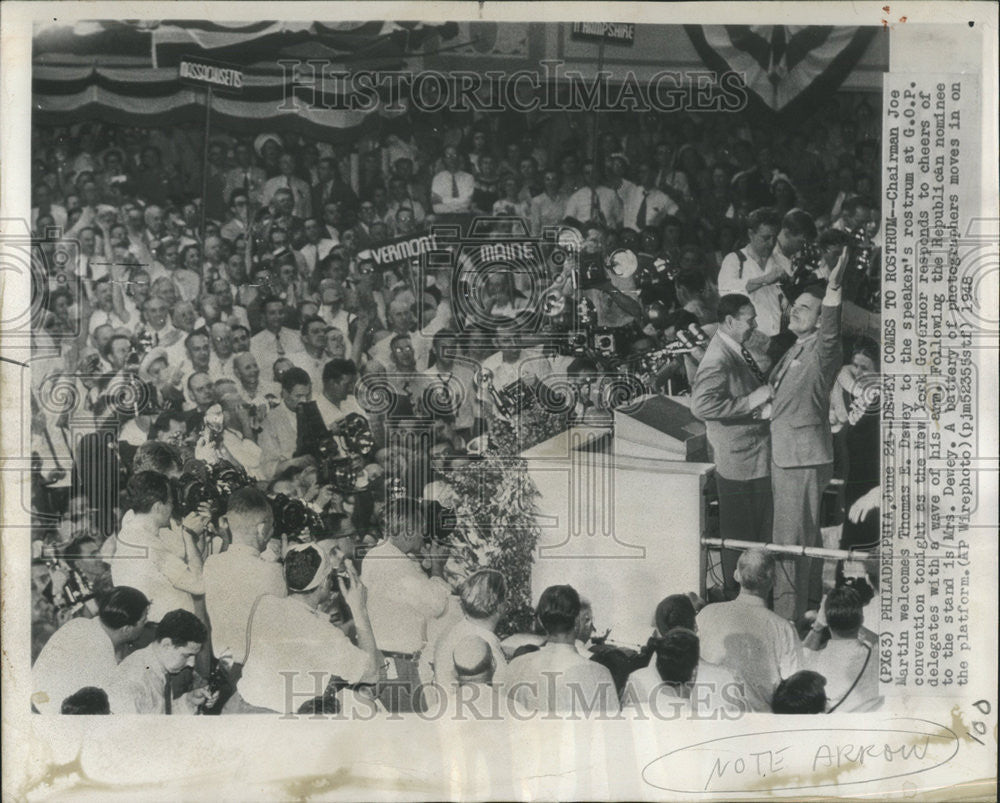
[570,22,636,46]
[178,56,245,94]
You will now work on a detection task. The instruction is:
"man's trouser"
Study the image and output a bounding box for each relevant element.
[378,651,425,713]
[716,474,774,600]
[772,461,834,621]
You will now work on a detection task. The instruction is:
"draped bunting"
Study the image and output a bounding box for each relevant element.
[684,25,878,122]
[32,20,458,136]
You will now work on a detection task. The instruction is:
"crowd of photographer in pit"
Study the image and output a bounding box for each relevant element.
[30,99,883,716]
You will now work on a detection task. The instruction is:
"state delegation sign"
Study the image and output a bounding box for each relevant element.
[570,22,636,46]
[178,57,245,95]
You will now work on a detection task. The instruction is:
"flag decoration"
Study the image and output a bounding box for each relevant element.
[32,20,459,138]
[685,25,878,121]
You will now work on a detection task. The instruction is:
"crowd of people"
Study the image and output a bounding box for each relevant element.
[29,94,883,717]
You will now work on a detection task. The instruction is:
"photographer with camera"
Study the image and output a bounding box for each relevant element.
[203,488,286,669]
[106,472,210,657]
[232,542,382,715]
[360,497,451,713]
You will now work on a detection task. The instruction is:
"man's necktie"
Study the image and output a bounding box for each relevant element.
[636,191,648,229]
[451,173,459,198]
[590,189,606,225]
[164,675,172,715]
[276,332,285,356]
[740,344,767,384]
[770,345,802,391]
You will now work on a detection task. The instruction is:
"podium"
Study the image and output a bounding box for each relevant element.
[522,397,714,648]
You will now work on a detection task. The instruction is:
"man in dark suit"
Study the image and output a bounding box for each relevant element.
[691,293,774,598]
[768,248,848,620]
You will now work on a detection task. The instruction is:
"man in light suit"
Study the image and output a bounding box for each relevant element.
[768,249,847,620]
[691,294,774,598]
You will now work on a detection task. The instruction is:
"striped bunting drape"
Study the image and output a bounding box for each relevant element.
[32,20,457,137]
[685,25,878,122]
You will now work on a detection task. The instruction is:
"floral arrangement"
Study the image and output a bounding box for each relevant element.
[438,406,567,637]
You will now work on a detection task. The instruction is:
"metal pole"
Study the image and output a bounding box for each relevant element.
[700,537,873,562]
[199,85,213,246]
[591,32,606,166]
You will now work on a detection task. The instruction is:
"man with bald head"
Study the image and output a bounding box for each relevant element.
[453,636,496,686]
[208,322,235,380]
[233,352,276,435]
[696,549,802,712]
[368,296,429,373]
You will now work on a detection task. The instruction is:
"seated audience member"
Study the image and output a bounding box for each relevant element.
[61,686,111,715]
[233,543,380,715]
[802,587,880,712]
[361,497,451,712]
[771,670,828,714]
[32,586,150,714]
[655,594,697,634]
[432,569,508,688]
[622,627,743,716]
[504,585,620,715]
[108,609,218,714]
[203,488,287,668]
[696,549,801,712]
[453,635,497,687]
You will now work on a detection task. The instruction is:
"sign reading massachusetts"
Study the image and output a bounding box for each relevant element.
[178,56,245,94]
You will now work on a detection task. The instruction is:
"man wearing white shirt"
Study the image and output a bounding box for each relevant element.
[430,146,475,215]
[174,331,214,399]
[140,296,184,350]
[233,352,278,408]
[317,279,354,334]
[563,161,623,229]
[504,585,620,715]
[250,297,304,382]
[220,189,251,242]
[624,163,679,231]
[31,586,150,714]
[368,297,430,373]
[296,218,335,274]
[258,367,313,480]
[717,207,785,337]
[529,170,568,235]
[208,322,237,381]
[203,488,286,666]
[479,331,551,400]
[432,569,508,689]
[233,543,380,715]
[223,143,267,207]
[314,359,367,435]
[261,152,313,219]
[385,177,427,227]
[87,277,130,334]
[105,472,207,626]
[607,152,637,209]
[289,315,331,390]
[697,550,802,712]
[361,497,451,712]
